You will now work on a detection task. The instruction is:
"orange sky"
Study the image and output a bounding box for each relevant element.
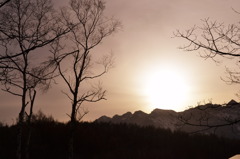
[1,0,240,124]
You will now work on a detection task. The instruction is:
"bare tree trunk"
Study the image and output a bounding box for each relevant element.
[51,1,121,158]
[0,0,70,158]
[17,111,24,159]
[68,102,77,159]
[68,122,74,159]
[17,97,27,159]
[25,90,36,159]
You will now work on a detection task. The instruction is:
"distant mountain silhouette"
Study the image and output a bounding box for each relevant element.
[96,100,240,139]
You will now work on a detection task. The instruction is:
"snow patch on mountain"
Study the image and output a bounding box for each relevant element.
[95,100,240,139]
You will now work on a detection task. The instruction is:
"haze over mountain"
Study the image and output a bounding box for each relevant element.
[96,100,240,139]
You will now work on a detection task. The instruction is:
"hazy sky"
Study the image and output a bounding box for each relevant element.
[1,0,240,124]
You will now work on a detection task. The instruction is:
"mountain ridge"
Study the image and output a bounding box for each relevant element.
[96,100,240,139]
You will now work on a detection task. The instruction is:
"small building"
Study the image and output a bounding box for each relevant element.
[230,155,240,159]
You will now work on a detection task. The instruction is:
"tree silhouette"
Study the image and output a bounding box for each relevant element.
[50,0,121,158]
[175,17,240,84]
[0,0,70,158]
[175,13,240,132]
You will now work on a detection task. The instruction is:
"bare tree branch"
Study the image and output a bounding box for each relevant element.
[175,19,240,60]
[0,1,69,158]
[49,1,121,158]
[175,15,240,133]
[0,0,11,8]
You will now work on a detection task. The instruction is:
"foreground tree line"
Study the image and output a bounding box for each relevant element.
[0,0,120,158]
[0,112,240,159]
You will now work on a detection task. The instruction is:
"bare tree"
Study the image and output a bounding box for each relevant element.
[175,13,240,132]
[50,0,121,158]
[0,0,70,158]
[175,18,240,83]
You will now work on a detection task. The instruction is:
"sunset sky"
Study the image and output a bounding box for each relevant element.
[1,0,240,124]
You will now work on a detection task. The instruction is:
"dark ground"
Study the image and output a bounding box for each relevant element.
[0,117,240,159]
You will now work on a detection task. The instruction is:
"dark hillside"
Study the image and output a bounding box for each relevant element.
[96,101,240,139]
[0,120,239,159]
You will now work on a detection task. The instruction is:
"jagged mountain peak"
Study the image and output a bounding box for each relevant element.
[122,112,132,117]
[227,99,239,106]
[133,110,147,116]
[96,101,240,139]
[96,115,111,122]
[151,108,176,114]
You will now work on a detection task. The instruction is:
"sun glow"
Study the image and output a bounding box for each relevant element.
[143,68,190,111]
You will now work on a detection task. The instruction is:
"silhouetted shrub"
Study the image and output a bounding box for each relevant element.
[0,121,4,127]
[31,110,55,123]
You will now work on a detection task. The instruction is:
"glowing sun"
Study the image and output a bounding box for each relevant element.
[144,69,190,111]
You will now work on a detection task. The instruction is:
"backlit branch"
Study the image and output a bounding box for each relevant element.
[175,19,240,60]
[175,16,240,89]
[0,0,10,8]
